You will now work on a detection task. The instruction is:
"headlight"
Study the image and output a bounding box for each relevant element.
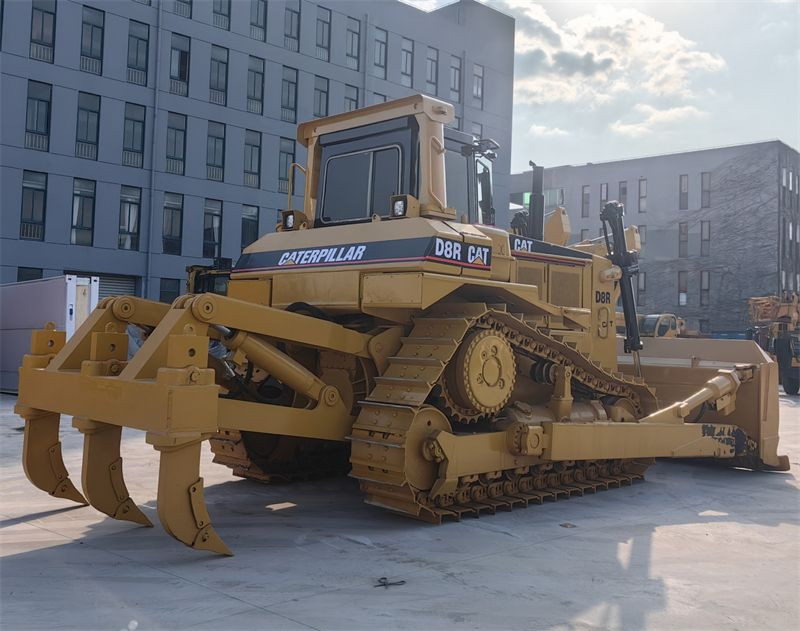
[392,198,406,217]
[284,213,294,229]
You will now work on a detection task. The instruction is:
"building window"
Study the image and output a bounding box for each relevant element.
[284,3,300,52]
[679,174,688,210]
[346,17,360,70]
[700,270,710,306]
[171,0,192,19]
[118,186,141,250]
[127,20,148,85]
[247,56,264,114]
[315,6,330,61]
[600,183,608,210]
[203,199,223,258]
[250,0,266,41]
[701,220,710,256]
[373,28,387,79]
[450,115,461,130]
[80,6,104,74]
[637,272,646,307]
[212,0,230,30]
[473,64,484,109]
[162,193,183,255]
[426,47,438,95]
[166,112,186,175]
[71,178,95,246]
[281,66,298,122]
[75,92,100,160]
[372,92,387,105]
[30,0,56,63]
[678,221,688,258]
[699,319,710,334]
[581,185,590,218]
[18,267,44,282]
[244,130,261,188]
[206,121,225,181]
[160,278,181,304]
[20,171,47,241]
[450,56,462,103]
[344,85,359,112]
[278,137,295,193]
[638,178,647,213]
[122,102,145,168]
[580,229,589,241]
[209,45,228,105]
[544,188,565,208]
[639,225,646,247]
[241,205,259,249]
[314,76,329,118]
[400,38,414,88]
[471,121,482,139]
[169,34,190,96]
[25,80,51,151]
[619,180,627,208]
[701,171,711,208]
[678,271,688,306]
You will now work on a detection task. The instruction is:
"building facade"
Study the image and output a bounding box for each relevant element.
[0,0,514,300]
[510,141,800,332]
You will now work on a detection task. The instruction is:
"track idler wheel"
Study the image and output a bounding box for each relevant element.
[149,436,232,556]
[73,418,152,527]
[18,407,87,505]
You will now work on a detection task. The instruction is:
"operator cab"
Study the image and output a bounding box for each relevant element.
[312,115,497,228]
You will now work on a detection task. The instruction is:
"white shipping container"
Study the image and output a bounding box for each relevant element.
[0,275,99,393]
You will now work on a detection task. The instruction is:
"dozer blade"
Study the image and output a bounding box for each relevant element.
[150,437,232,556]
[73,418,152,527]
[19,407,87,505]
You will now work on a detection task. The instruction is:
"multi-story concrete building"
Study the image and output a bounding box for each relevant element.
[1,0,514,301]
[510,141,800,332]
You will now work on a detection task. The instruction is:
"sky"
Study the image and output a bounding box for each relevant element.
[403,0,800,171]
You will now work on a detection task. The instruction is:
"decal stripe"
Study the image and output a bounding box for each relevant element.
[235,254,490,273]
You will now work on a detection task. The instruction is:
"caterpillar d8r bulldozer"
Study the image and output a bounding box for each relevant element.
[15,95,789,556]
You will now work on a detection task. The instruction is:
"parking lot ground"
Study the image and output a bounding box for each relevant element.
[1,392,798,630]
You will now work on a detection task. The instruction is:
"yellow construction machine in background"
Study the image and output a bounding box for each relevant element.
[748,292,799,394]
[15,95,789,555]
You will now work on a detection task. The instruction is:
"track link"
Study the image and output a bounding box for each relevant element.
[349,304,654,522]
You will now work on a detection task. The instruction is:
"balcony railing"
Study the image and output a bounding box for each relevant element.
[281,107,296,123]
[250,25,265,41]
[75,141,98,160]
[122,150,143,168]
[213,13,229,30]
[80,55,102,75]
[165,158,184,175]
[315,46,329,62]
[171,1,191,18]
[247,98,262,114]
[30,42,53,63]
[244,173,259,188]
[25,132,49,151]
[20,221,44,241]
[209,88,226,105]
[207,165,223,181]
[278,179,289,193]
[127,67,147,86]
[163,236,181,255]
[170,79,188,96]
[284,36,299,52]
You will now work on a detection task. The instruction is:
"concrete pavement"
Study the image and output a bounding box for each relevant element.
[1,393,798,630]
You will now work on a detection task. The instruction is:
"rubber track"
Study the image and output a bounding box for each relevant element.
[349,304,654,522]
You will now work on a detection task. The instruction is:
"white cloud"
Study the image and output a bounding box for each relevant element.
[529,124,569,137]
[610,104,709,137]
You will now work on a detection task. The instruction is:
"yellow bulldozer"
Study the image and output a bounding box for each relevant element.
[15,95,789,555]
